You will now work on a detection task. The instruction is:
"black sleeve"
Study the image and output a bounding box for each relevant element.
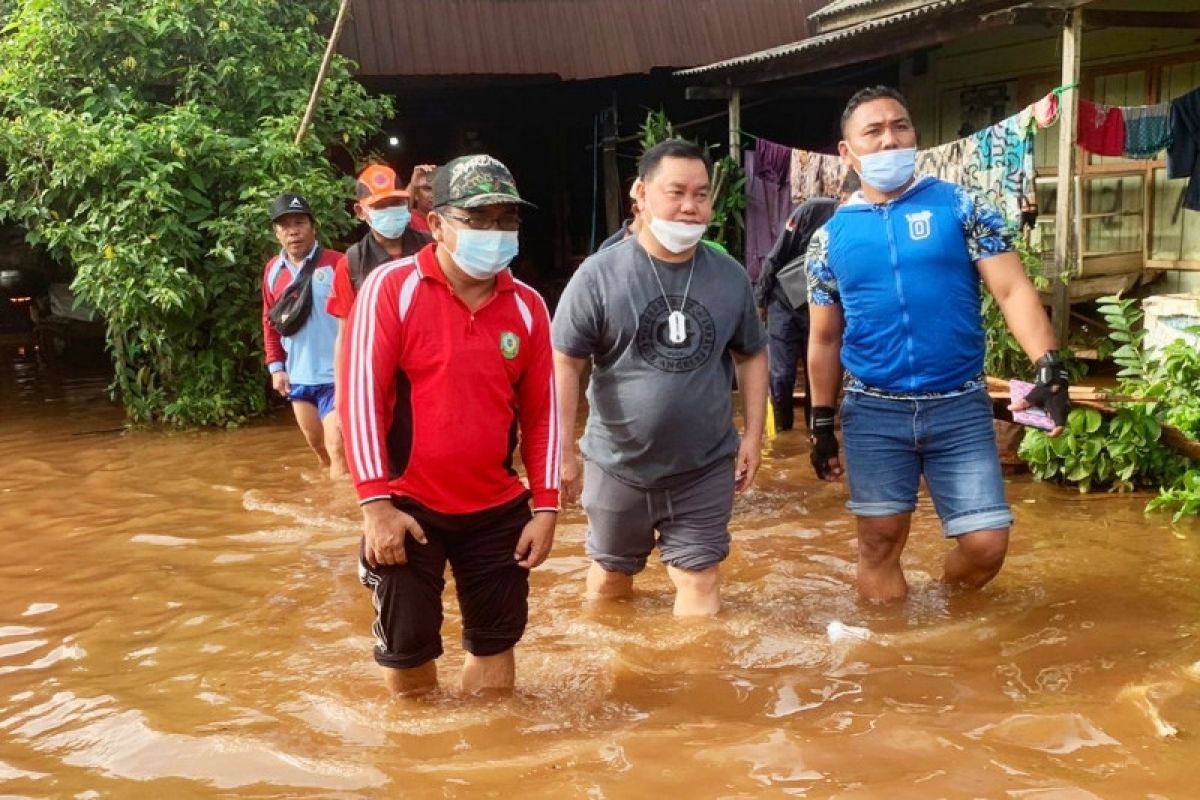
[755,205,809,308]
[756,200,838,308]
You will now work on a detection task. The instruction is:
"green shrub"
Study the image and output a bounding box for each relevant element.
[0,0,392,425]
[1019,293,1200,522]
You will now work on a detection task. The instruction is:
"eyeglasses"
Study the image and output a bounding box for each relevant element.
[440,212,522,232]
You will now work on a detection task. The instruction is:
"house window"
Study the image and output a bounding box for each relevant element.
[1081,174,1144,256]
[1020,57,1200,274]
[1150,59,1200,266]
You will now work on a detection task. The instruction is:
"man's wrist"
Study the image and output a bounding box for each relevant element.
[1034,350,1069,385]
[811,405,836,425]
[1035,350,1063,367]
[359,496,393,514]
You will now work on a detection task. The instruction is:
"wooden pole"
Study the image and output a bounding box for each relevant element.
[294,0,354,147]
[728,87,742,167]
[602,99,622,235]
[1051,8,1081,347]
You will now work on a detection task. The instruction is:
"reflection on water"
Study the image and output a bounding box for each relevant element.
[3,342,1200,798]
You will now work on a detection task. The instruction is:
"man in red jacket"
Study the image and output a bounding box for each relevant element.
[339,155,559,696]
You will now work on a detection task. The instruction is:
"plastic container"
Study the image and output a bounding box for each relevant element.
[1142,294,1200,355]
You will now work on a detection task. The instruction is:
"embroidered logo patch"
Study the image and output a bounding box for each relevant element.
[905,210,933,241]
[499,331,520,359]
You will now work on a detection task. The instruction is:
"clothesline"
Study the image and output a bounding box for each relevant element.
[743,82,1200,276]
[765,84,1199,204]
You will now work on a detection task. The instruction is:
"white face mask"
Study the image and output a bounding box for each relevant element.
[449,229,520,279]
[846,144,918,193]
[648,217,707,254]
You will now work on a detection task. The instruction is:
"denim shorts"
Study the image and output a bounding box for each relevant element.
[289,382,336,419]
[840,388,1013,537]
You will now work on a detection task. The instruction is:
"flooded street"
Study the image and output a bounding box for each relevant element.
[3,343,1200,799]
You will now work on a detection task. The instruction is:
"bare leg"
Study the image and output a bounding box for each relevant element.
[291,401,330,467]
[322,411,347,480]
[856,514,911,603]
[667,564,721,616]
[586,562,634,599]
[943,528,1009,590]
[381,661,438,696]
[461,649,515,694]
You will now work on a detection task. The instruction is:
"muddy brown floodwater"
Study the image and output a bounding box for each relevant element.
[3,342,1200,799]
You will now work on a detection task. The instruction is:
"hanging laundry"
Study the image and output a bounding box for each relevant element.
[915,137,979,187]
[745,139,797,283]
[789,104,1039,229]
[1168,88,1200,211]
[970,111,1038,228]
[755,136,793,183]
[1077,100,1125,156]
[1122,103,1172,160]
[789,148,847,204]
[913,107,1036,228]
[1033,91,1060,129]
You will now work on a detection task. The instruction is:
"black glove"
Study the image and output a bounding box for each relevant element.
[810,406,840,479]
[1024,351,1070,429]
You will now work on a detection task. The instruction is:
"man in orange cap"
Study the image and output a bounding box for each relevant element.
[326,164,432,321]
[326,164,433,451]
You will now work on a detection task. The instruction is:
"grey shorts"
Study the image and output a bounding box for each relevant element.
[582,458,735,575]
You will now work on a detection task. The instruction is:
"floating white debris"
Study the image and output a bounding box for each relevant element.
[826,621,872,643]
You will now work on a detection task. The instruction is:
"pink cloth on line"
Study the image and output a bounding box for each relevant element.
[1033,92,1059,129]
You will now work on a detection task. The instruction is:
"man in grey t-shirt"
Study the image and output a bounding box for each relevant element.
[553,139,768,616]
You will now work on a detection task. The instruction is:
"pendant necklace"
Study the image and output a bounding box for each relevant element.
[647,251,696,345]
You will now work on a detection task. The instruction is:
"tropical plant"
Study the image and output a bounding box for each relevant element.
[707,155,746,254]
[982,238,1090,384]
[638,110,679,154]
[0,0,392,426]
[637,110,745,253]
[1020,294,1200,522]
[1020,404,1185,494]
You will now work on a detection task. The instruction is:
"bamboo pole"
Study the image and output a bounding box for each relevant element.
[728,87,742,167]
[1051,8,1081,346]
[294,0,354,147]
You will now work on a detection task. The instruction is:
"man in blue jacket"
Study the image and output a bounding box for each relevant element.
[806,86,1069,602]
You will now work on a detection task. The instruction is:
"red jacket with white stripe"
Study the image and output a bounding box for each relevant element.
[339,243,560,514]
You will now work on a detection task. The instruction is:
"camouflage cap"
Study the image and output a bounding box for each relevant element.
[432,155,535,210]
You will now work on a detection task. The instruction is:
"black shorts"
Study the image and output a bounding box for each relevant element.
[357,494,532,669]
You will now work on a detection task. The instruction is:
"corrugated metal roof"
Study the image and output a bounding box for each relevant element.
[809,0,892,20]
[338,0,833,81]
[809,0,942,31]
[676,0,970,76]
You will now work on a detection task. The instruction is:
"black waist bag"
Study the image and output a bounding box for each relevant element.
[267,247,322,337]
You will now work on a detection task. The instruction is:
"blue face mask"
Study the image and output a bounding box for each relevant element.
[850,146,917,193]
[450,230,520,279]
[366,205,411,239]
